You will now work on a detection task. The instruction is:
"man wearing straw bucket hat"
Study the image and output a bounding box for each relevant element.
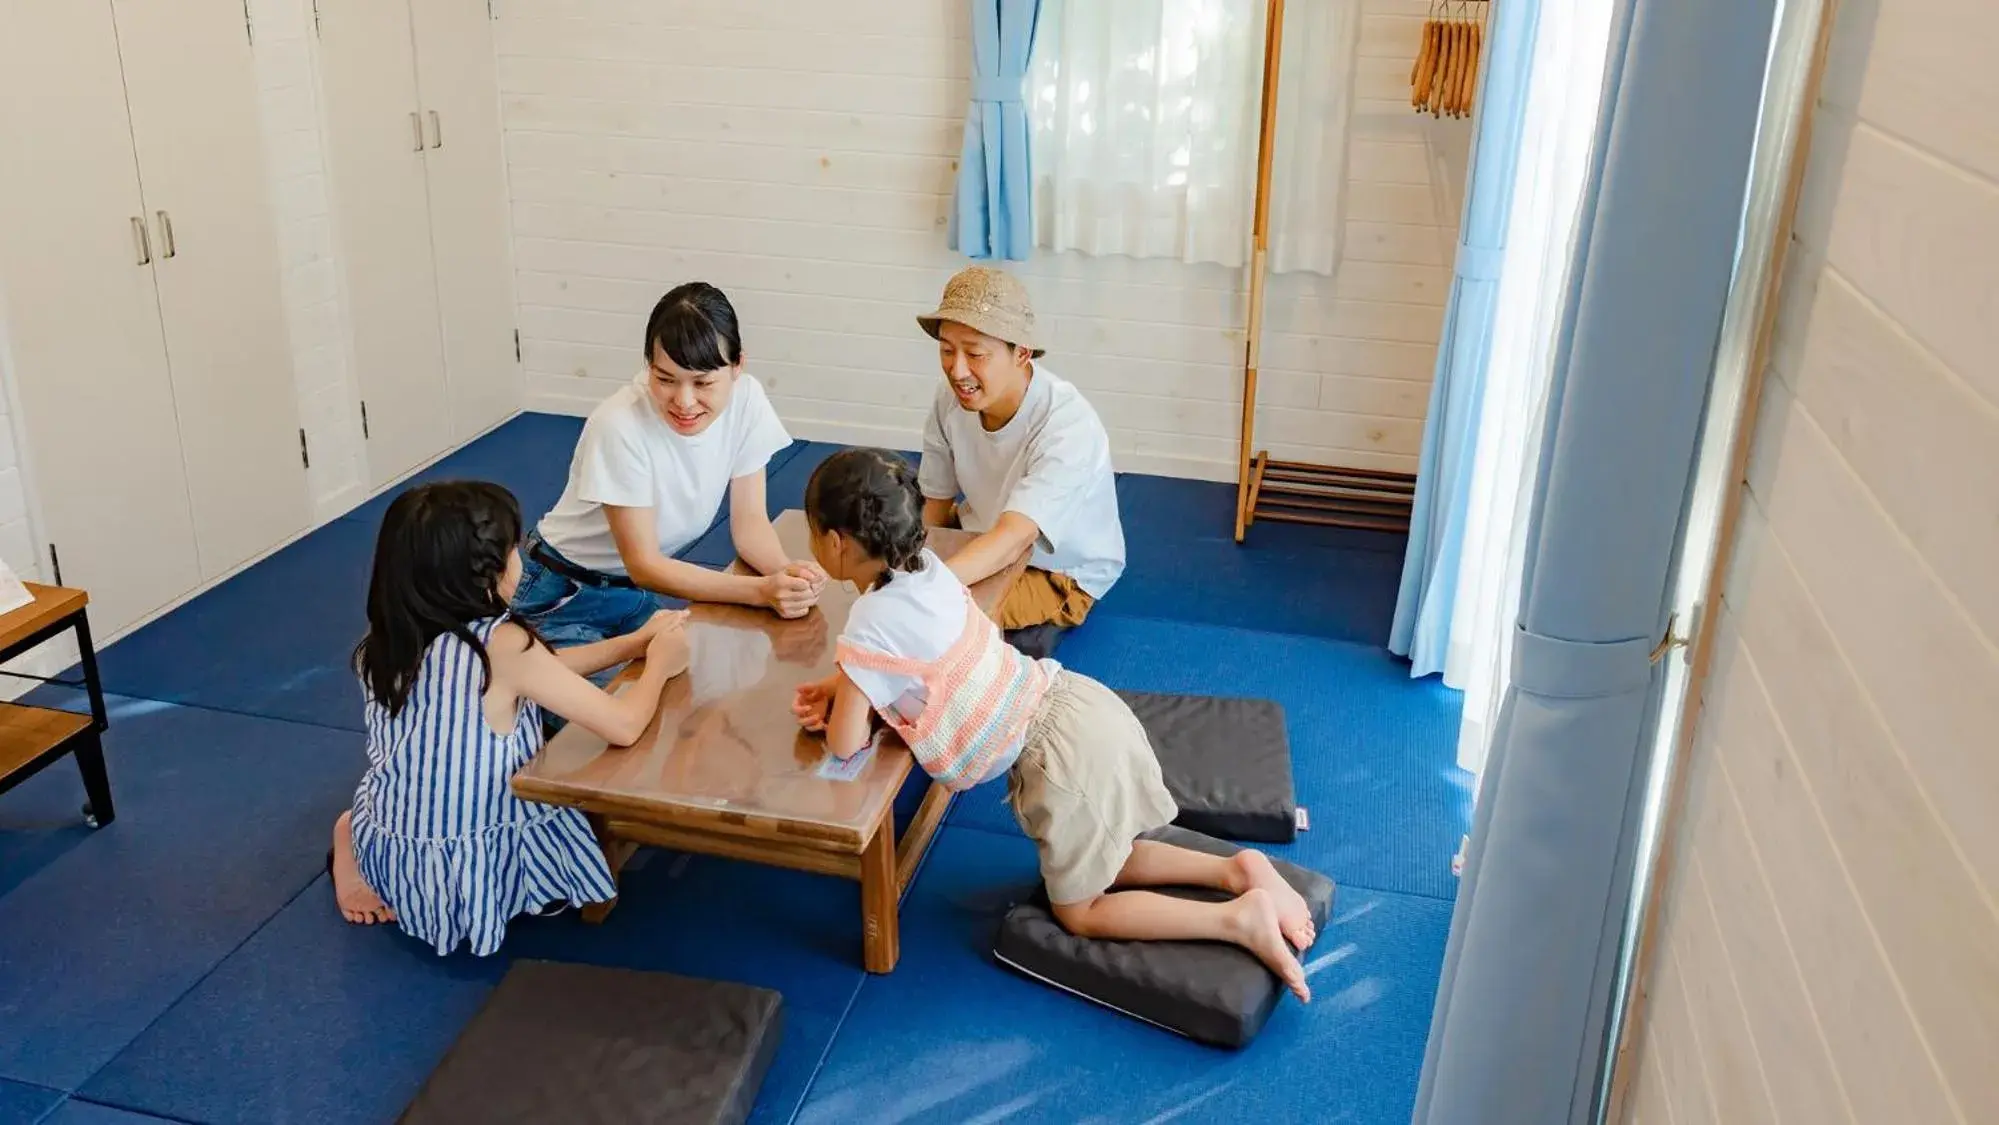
[914,265,1125,647]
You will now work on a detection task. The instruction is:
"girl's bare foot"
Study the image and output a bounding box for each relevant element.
[1228,888,1311,1003]
[1233,849,1316,951]
[331,811,395,926]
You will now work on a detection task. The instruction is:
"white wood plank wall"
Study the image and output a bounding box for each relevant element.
[495,0,1470,480]
[1625,1,1999,1122]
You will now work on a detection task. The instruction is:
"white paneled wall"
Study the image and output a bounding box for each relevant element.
[498,0,1468,480]
[247,0,366,520]
[1625,0,1999,1121]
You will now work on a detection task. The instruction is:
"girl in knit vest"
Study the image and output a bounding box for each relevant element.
[791,449,1315,1002]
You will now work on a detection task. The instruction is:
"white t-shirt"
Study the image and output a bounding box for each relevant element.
[917,363,1125,599]
[838,549,969,723]
[537,371,792,575]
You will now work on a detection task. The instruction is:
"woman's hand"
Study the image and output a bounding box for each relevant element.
[792,676,836,732]
[760,570,819,619]
[785,559,829,590]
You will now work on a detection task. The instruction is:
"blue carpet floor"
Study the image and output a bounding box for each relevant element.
[0,414,1467,1124]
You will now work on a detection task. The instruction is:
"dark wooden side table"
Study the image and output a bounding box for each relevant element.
[0,583,113,827]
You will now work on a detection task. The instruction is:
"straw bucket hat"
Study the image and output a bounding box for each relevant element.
[915,265,1045,357]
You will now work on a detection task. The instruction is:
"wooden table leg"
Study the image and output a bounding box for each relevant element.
[861,817,900,973]
[895,782,953,897]
[582,814,637,925]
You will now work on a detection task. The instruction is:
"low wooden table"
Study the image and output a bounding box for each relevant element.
[0,583,113,827]
[513,510,1029,973]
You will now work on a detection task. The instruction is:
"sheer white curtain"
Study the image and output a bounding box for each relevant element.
[1449,0,1616,777]
[1026,0,1359,274]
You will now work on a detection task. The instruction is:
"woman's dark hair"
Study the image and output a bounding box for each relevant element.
[645,282,742,373]
[804,448,928,586]
[353,481,538,716]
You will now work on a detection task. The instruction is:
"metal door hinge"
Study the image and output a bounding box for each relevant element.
[311,0,321,37]
[360,401,371,440]
[514,329,522,362]
[299,428,310,469]
[48,543,62,587]
[241,0,254,44]
[1649,603,1702,665]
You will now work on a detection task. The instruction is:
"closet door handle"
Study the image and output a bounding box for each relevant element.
[155,211,176,259]
[410,111,425,152]
[428,110,441,148]
[131,217,152,265]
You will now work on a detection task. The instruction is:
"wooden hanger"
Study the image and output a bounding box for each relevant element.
[1411,0,1487,119]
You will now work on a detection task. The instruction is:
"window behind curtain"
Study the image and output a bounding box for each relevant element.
[1026,0,1361,275]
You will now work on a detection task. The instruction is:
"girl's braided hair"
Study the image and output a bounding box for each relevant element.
[803,448,928,586]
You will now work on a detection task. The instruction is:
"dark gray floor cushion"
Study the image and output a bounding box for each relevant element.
[1005,622,1067,660]
[993,826,1336,1049]
[400,960,783,1125]
[1120,690,1298,843]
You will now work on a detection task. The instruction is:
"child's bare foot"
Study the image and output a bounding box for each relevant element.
[331,811,394,926]
[1233,849,1315,951]
[1228,888,1310,1003]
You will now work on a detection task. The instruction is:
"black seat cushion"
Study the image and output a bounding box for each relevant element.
[1120,691,1297,843]
[993,826,1335,1049]
[1004,622,1068,660]
[400,960,783,1125]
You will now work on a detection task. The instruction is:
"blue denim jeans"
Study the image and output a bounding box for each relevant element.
[508,535,670,689]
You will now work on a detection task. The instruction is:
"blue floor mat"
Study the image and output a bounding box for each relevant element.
[0,693,365,1091]
[0,1080,61,1125]
[88,847,863,1125]
[88,517,376,733]
[80,872,509,1125]
[1102,474,1407,645]
[36,1101,176,1125]
[794,826,1451,1125]
[336,413,586,529]
[946,616,1469,901]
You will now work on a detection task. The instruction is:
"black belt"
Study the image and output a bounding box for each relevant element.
[526,533,635,590]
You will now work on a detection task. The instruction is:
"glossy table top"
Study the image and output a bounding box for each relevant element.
[512,510,1026,849]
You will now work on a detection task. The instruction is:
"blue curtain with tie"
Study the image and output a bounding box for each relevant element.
[950,0,1041,261]
[1389,0,1542,678]
[1412,0,1779,1118]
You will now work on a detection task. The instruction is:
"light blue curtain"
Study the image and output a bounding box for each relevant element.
[1389,0,1542,678]
[1412,0,1779,1119]
[949,0,1041,261]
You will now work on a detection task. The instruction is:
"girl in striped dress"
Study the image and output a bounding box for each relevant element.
[330,481,689,956]
[790,450,1317,1002]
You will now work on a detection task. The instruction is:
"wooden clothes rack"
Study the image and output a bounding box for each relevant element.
[1235,0,1486,541]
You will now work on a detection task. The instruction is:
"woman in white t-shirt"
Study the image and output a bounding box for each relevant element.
[913,267,1125,647]
[510,283,825,658]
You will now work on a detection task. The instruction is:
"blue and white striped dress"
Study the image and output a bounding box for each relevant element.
[350,617,616,956]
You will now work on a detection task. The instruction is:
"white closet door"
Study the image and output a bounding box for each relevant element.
[412,0,523,442]
[114,0,308,579]
[0,0,201,636]
[316,0,452,488]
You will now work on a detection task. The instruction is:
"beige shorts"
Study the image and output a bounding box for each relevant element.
[1007,671,1179,905]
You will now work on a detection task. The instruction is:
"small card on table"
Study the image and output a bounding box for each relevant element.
[814,730,884,782]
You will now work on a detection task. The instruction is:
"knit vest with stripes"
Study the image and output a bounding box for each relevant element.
[835,589,1055,792]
